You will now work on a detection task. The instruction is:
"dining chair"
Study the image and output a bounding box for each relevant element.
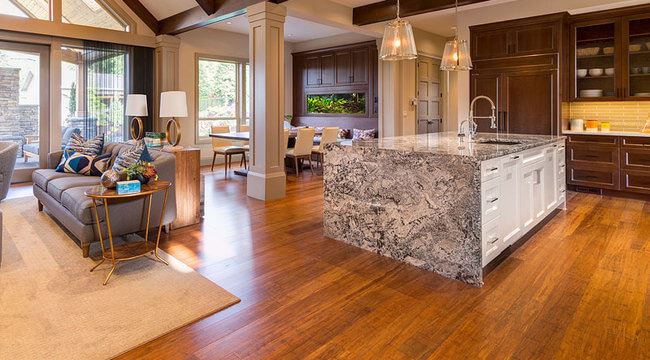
[211,125,247,177]
[285,128,315,176]
[312,127,339,170]
[239,124,250,162]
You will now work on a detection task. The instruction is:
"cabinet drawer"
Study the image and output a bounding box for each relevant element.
[556,143,566,166]
[568,145,619,166]
[482,217,501,266]
[481,177,501,224]
[567,135,618,147]
[620,170,650,195]
[521,147,546,166]
[621,148,650,170]
[568,163,619,190]
[481,158,501,182]
[557,161,566,179]
[621,136,650,148]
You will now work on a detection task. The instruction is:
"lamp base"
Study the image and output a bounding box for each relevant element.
[165,118,182,146]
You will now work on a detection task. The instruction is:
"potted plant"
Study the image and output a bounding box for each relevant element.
[125,161,158,184]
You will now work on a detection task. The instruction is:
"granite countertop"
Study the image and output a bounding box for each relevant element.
[332,132,565,161]
[562,130,650,137]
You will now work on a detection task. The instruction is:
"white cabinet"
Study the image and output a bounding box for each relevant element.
[500,154,521,246]
[481,140,566,267]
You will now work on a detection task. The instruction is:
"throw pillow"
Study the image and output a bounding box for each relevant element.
[112,140,145,173]
[352,128,376,140]
[55,151,107,175]
[66,133,104,156]
[55,149,76,173]
[140,145,154,162]
[338,128,351,139]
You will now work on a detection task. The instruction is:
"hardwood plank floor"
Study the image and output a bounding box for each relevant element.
[11,167,649,359]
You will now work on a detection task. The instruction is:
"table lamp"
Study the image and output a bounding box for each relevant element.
[160,91,187,148]
[125,94,148,140]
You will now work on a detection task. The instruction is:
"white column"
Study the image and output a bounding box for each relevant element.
[154,35,180,132]
[246,2,287,201]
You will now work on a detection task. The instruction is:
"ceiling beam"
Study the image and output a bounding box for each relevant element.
[159,0,287,35]
[122,0,160,34]
[352,0,490,26]
[195,0,219,15]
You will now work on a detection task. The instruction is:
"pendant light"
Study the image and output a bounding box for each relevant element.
[379,0,417,61]
[440,0,472,71]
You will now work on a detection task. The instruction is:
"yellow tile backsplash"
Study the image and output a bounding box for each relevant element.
[565,102,650,131]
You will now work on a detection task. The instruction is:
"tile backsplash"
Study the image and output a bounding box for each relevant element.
[564,102,650,131]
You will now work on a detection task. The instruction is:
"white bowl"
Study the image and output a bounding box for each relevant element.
[580,89,604,98]
[577,69,588,78]
[589,68,604,77]
[605,68,615,76]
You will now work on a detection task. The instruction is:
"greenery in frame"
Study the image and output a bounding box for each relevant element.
[307,93,366,114]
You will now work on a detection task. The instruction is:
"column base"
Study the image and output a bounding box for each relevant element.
[247,170,286,201]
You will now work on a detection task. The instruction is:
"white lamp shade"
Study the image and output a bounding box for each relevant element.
[125,94,148,116]
[379,18,418,61]
[160,91,188,117]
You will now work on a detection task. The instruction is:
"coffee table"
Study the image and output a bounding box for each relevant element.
[85,180,172,285]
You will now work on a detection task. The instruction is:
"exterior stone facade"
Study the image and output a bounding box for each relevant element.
[0,67,39,156]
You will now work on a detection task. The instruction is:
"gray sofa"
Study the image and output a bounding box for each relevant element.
[32,142,176,257]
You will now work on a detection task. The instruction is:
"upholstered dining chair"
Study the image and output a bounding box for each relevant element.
[286,128,315,176]
[211,125,247,177]
[312,127,339,170]
[239,124,250,152]
[0,142,18,201]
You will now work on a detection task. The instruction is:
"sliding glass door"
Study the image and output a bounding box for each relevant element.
[0,41,49,183]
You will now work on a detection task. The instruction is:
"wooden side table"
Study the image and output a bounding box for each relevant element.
[169,148,201,229]
[85,181,171,285]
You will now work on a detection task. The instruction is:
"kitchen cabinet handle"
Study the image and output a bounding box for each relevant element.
[559,164,566,168]
[511,155,520,159]
[488,197,499,203]
[488,236,499,245]
[489,167,499,172]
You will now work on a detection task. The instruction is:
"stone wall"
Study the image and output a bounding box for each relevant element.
[0,67,40,156]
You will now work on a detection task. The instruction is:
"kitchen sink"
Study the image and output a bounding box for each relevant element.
[474,139,522,145]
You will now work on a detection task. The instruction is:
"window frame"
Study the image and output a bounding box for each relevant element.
[195,53,250,143]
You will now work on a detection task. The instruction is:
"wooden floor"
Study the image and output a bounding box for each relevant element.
[13,168,650,359]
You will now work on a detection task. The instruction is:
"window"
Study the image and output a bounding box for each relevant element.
[197,56,250,138]
[307,93,366,115]
[0,0,50,20]
[62,0,128,31]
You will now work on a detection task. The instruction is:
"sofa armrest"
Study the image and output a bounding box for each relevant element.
[48,151,63,169]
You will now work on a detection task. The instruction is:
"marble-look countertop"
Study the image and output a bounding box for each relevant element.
[332,132,565,161]
[562,130,650,137]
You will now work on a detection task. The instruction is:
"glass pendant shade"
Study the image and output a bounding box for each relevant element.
[379,18,418,61]
[440,37,473,71]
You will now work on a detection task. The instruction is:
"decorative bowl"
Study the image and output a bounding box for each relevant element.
[577,69,588,78]
[603,46,614,55]
[577,47,600,57]
[588,68,604,77]
[604,68,615,76]
[630,44,642,52]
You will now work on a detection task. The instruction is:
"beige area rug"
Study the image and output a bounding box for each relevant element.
[0,197,240,360]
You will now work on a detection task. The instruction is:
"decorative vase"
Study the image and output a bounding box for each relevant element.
[100,170,120,189]
[134,174,150,185]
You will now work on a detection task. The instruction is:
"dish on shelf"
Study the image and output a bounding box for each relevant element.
[588,68,604,77]
[631,67,642,74]
[629,44,642,52]
[646,42,650,50]
[605,67,615,76]
[643,67,650,74]
[585,120,599,132]
[633,92,650,97]
[579,89,604,98]
[603,46,614,55]
[577,69,588,78]
[577,47,600,57]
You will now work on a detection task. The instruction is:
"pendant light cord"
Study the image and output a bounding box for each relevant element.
[396,0,400,19]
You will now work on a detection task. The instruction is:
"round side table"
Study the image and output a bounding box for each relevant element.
[85,180,171,285]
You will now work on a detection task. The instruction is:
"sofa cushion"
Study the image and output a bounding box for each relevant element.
[47,176,101,202]
[60,186,98,225]
[32,169,80,191]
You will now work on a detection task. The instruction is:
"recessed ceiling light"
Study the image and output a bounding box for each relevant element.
[288,34,293,37]
[226,21,232,25]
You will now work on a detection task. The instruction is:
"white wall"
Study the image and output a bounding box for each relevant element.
[175,27,293,163]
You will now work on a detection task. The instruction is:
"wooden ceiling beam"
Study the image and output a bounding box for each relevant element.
[352,0,490,26]
[122,0,160,34]
[195,0,219,15]
[158,0,287,35]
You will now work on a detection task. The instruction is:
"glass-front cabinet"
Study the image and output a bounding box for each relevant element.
[573,20,620,100]
[624,15,650,98]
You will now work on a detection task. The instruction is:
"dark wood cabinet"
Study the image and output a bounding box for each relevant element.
[292,41,378,130]
[471,14,563,61]
[566,134,650,196]
[501,69,557,135]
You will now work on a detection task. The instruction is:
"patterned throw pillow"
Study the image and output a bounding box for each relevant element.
[112,140,145,173]
[55,151,111,176]
[66,133,104,156]
[352,128,376,140]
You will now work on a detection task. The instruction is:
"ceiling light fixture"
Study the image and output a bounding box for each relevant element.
[379,0,417,61]
[440,0,472,71]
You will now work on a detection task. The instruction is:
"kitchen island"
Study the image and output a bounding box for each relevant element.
[323,132,566,287]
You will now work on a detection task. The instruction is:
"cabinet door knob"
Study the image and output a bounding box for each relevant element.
[488,197,499,203]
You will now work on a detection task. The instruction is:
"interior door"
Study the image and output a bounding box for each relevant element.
[0,41,49,183]
[417,56,442,134]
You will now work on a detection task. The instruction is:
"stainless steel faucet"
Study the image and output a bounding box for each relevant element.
[464,95,497,139]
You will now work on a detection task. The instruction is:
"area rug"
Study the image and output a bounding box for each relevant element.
[0,197,240,360]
